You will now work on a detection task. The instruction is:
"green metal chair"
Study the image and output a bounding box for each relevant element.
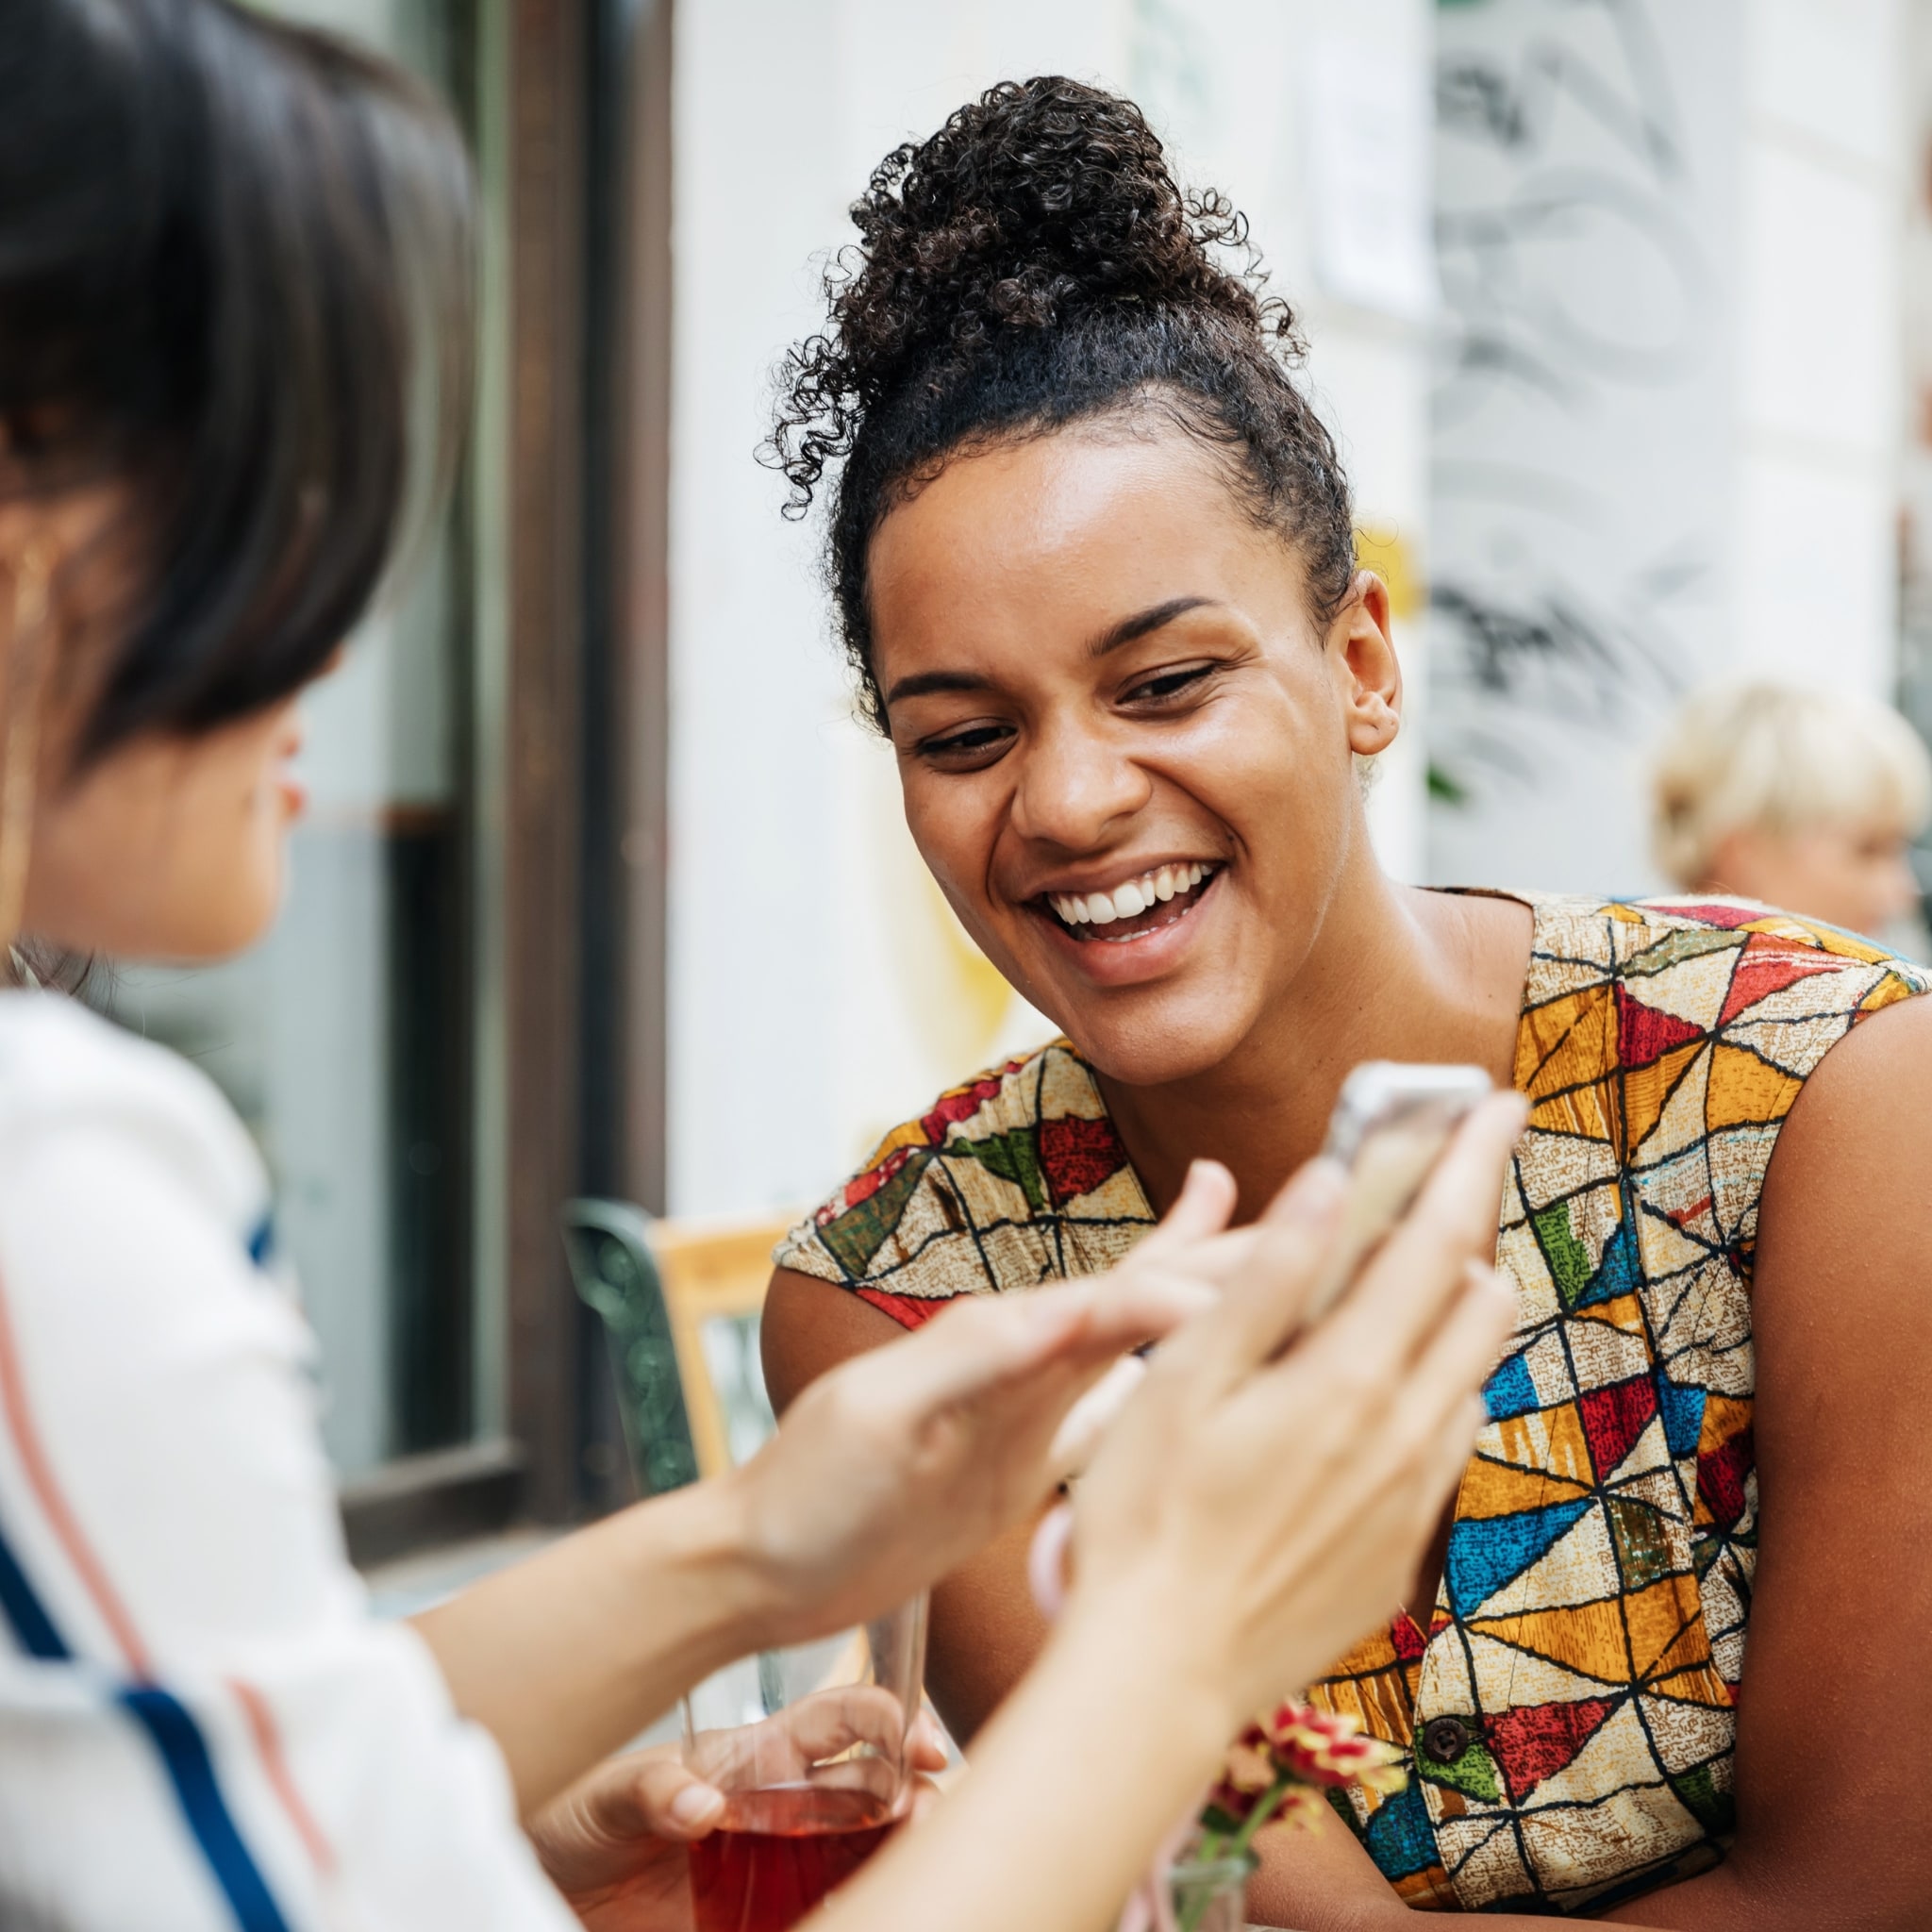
[561,1198,702,1498]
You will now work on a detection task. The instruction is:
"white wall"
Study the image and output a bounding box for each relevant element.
[1733,0,1906,698]
[1426,0,1908,894]
[1901,0,1932,738]
[668,0,1437,1217]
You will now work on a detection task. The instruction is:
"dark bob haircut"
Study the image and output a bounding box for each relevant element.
[767,76,1356,735]
[0,0,474,763]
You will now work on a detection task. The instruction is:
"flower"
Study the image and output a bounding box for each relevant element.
[1256,1701,1408,1795]
[1195,1703,1407,1857]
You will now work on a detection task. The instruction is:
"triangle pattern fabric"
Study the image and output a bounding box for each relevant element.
[1467,1599,1635,1683]
[1459,1453,1592,1522]
[1461,1632,1626,1706]
[1579,1374,1659,1481]
[1614,983,1706,1066]
[1446,1497,1596,1616]
[1484,1696,1618,1805]
[773,898,1932,1915]
[1511,1698,1657,1811]
[1620,947,1735,1028]
[1717,940,1841,1026]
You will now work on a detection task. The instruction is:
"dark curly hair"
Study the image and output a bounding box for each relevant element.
[767,75,1357,733]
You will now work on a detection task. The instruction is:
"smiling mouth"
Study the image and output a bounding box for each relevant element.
[1036,861,1223,943]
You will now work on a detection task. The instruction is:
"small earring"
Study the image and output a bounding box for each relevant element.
[0,538,56,974]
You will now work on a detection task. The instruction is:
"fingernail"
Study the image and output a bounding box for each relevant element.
[670,1785,724,1829]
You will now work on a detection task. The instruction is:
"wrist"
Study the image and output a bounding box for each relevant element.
[626,1472,796,1666]
[1045,1584,1242,1779]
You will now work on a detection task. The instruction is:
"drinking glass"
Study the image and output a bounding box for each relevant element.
[683,1595,928,1932]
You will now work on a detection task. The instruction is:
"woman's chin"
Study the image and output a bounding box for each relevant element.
[1054,993,1256,1091]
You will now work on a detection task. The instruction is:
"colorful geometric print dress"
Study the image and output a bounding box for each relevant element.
[774,894,1932,1914]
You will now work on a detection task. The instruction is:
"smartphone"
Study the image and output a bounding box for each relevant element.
[1300,1060,1493,1324]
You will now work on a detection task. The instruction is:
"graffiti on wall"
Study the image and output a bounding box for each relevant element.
[1427,0,1739,887]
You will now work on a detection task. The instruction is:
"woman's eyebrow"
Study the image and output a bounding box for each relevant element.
[884,668,992,708]
[1088,594,1220,658]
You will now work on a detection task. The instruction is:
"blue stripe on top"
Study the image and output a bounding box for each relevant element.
[0,1507,291,1932]
[121,1688,293,1932]
[245,1215,275,1270]
[0,1520,67,1660]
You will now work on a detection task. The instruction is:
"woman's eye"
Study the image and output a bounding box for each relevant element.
[1124,663,1215,705]
[919,722,1014,763]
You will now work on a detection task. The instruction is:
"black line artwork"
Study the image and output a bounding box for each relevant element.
[1428,0,1727,851]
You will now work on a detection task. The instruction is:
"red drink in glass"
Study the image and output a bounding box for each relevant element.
[689,1784,894,1932]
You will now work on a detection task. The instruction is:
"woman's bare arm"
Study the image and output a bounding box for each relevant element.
[1587,995,1932,1929]
[424,1239,1223,1817]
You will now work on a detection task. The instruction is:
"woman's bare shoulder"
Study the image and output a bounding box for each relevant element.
[760,1267,909,1414]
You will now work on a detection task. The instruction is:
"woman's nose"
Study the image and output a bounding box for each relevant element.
[1009,719,1152,851]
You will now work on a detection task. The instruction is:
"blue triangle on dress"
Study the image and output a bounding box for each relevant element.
[1655,1374,1707,1458]
[1482,1349,1541,1422]
[1446,1496,1595,1615]
[1573,1218,1639,1309]
[1362,1776,1438,1880]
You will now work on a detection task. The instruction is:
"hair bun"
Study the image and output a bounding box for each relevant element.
[825,75,1284,413]
[771,76,1353,737]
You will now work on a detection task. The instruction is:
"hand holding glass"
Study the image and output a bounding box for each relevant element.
[683,1597,928,1932]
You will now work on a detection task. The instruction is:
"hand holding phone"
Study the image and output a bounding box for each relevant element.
[1046,1061,1494,1482]
[1301,1060,1493,1324]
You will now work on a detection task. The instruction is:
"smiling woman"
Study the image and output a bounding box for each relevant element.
[760,76,1932,1930]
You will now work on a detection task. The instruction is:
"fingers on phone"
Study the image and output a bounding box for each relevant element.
[1317,1096,1523,1360]
[1154,1208,1337,1384]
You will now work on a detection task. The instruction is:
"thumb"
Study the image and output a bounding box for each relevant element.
[598,1754,725,1842]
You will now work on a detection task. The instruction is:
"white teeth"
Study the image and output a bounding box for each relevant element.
[1048,863,1216,930]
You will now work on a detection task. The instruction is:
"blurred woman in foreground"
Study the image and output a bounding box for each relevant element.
[0,5,1517,1929]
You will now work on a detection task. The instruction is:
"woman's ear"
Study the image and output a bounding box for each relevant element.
[1330,569,1402,756]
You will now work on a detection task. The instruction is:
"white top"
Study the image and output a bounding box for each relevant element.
[0,991,576,1932]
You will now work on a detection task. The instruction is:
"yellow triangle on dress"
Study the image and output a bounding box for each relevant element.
[1648,1660,1735,1708]
[1492,1402,1595,1488]
[1467,1594,1631,1680]
[1463,1632,1624,1704]
[1529,1073,1621,1143]
[1573,1291,1645,1337]
[1863,973,1920,1014]
[1703,1042,1798,1133]
[1516,985,1616,1101]
[1459,1453,1592,1522]
[1622,1575,1710,1681]
[1623,1040,1707,1159]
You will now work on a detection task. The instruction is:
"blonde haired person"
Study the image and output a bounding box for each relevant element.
[1652,681,1931,937]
